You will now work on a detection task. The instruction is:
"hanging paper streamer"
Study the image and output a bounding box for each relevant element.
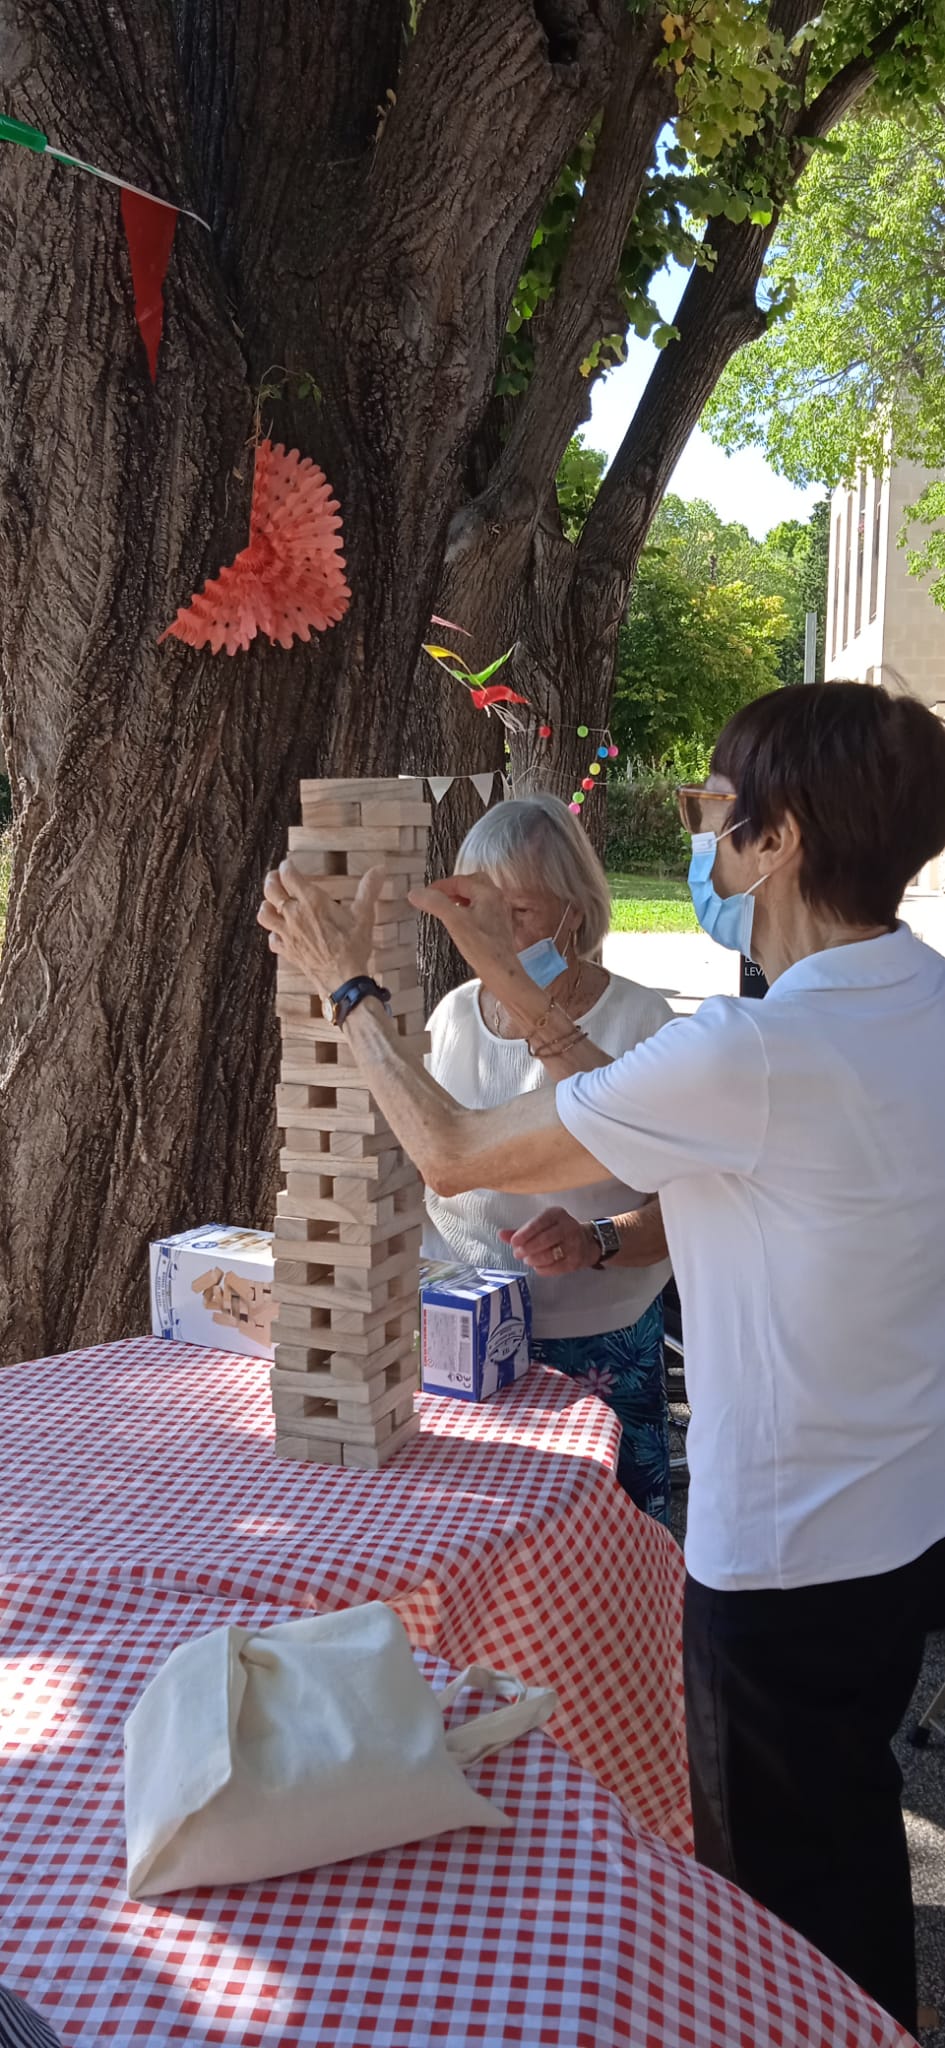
[568,722,620,819]
[119,188,177,381]
[160,440,351,654]
[422,639,529,732]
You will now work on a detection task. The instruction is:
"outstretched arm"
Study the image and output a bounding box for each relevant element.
[258,861,607,1195]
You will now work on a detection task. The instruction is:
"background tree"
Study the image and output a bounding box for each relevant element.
[611,505,794,763]
[703,109,945,599]
[1,1,942,1359]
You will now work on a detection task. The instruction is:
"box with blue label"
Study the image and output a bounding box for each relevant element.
[420,1264,532,1400]
[150,1225,275,1360]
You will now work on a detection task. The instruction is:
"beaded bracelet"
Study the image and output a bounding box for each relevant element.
[527,1024,588,1061]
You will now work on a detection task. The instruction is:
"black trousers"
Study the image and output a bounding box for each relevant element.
[684,1535,945,2037]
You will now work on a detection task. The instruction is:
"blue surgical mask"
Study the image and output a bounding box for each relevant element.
[518,904,572,987]
[688,827,768,958]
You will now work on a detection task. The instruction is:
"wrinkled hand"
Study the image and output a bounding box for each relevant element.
[257,858,383,996]
[499,1206,598,1277]
[409,870,520,989]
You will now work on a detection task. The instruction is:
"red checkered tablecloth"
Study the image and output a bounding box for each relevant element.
[0,1589,915,2048]
[0,1342,917,2047]
[0,1338,689,1850]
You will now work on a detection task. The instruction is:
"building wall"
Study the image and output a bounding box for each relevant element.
[825,452,945,892]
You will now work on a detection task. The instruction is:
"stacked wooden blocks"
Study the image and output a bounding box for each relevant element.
[271,776,431,1468]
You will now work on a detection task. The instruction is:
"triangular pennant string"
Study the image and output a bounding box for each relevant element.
[0,113,210,226]
[470,771,495,808]
[425,776,455,804]
[120,188,177,381]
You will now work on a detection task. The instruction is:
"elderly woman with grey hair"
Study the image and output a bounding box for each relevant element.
[422,793,674,1521]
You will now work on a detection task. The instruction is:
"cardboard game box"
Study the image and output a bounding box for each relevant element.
[420,1262,531,1401]
[150,1225,276,1361]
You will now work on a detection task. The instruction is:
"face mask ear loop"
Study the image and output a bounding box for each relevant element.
[552,902,573,951]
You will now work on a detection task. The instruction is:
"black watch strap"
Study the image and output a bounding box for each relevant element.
[590,1217,620,1269]
[327,975,392,1029]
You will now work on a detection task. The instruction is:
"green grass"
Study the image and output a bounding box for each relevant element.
[0,829,10,951]
[607,869,698,935]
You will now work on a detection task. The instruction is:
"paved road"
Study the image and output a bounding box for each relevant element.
[604,890,945,1018]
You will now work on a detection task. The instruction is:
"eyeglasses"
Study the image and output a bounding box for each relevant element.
[676,785,738,835]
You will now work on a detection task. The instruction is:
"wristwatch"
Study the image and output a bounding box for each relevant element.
[321,975,392,1029]
[589,1217,620,1269]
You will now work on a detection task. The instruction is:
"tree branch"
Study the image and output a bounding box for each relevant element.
[452,5,672,542]
[796,9,919,143]
[574,3,914,619]
[576,213,774,598]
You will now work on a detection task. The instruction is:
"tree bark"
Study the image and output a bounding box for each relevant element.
[0,0,618,1360]
[0,0,913,1357]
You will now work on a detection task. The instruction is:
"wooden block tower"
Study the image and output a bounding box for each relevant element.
[270,777,431,1468]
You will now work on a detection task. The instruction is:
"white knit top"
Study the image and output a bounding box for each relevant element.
[423,973,673,1340]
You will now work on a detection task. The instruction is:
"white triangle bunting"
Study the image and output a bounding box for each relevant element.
[470,771,495,809]
[425,775,455,804]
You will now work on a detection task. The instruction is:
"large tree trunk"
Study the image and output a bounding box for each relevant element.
[0,0,613,1361]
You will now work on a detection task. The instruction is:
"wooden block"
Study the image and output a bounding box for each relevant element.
[284,857,413,904]
[273,1434,343,1464]
[279,1143,399,1179]
[272,1226,423,1273]
[289,825,420,855]
[277,1181,392,1224]
[337,1376,418,1428]
[278,1190,408,1233]
[345,850,426,876]
[324,1291,419,1341]
[281,1159,418,1206]
[275,1092,389,1137]
[270,1353,416,1405]
[317,1333,417,1383]
[370,802,431,827]
[272,1257,420,1317]
[342,1412,421,1470]
[272,1291,415,1345]
[270,1398,394,1447]
[363,943,418,973]
[272,1330,416,1383]
[300,776,426,807]
[287,800,361,829]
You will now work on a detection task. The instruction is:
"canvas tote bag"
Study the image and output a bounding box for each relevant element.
[125,1600,556,1898]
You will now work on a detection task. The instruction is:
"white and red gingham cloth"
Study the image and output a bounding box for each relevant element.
[1,1338,689,1848]
[0,1341,916,2047]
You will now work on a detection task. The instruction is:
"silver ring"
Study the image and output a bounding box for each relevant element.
[552,1243,564,1263]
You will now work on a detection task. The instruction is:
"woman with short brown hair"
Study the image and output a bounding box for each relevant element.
[261,681,945,2034]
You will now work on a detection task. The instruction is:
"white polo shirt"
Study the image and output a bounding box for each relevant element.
[557,925,945,1593]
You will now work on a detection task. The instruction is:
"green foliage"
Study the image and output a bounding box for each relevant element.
[605,775,689,876]
[611,496,796,762]
[556,437,608,540]
[498,7,945,408]
[900,481,945,609]
[703,113,945,488]
[607,868,698,933]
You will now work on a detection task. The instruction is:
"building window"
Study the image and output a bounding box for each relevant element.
[832,512,841,660]
[869,477,882,622]
[854,473,866,638]
[842,491,853,649]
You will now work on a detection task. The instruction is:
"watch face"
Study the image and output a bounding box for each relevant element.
[321,994,336,1025]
